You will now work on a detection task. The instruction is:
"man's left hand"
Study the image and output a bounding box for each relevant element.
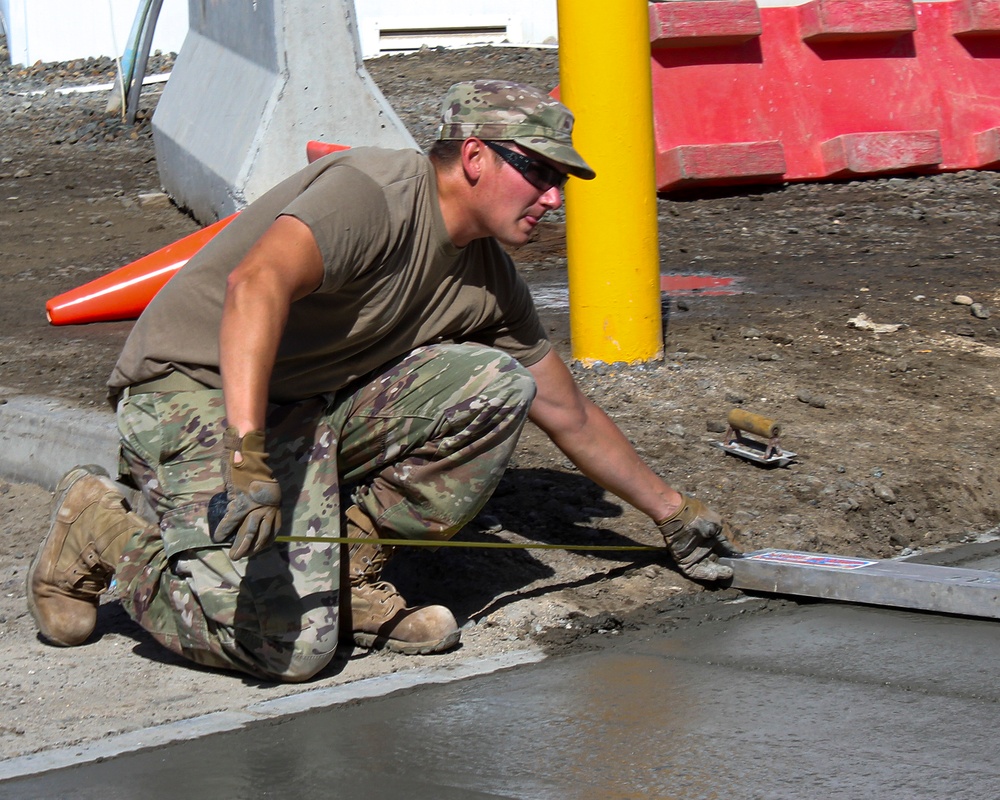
[656,495,741,582]
[213,427,282,560]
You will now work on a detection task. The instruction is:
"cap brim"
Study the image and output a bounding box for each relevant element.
[514,137,596,181]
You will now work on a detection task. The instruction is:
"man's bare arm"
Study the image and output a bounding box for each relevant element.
[211,215,324,558]
[526,349,683,523]
[219,214,324,435]
[526,350,738,580]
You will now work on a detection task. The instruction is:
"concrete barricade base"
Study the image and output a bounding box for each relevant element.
[153,0,416,223]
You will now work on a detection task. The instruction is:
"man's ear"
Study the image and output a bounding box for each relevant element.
[460,137,487,184]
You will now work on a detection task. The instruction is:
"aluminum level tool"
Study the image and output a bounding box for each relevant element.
[713,408,796,467]
[721,549,1000,620]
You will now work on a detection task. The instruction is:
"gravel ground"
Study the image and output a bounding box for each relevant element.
[0,34,998,763]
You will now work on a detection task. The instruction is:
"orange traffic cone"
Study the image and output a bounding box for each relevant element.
[306,140,350,163]
[46,213,238,325]
[47,142,350,326]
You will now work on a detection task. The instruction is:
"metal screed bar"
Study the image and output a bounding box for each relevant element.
[720,550,1000,620]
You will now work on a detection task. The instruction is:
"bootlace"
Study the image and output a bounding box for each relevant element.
[67,545,115,596]
[349,544,395,586]
[360,580,402,602]
[351,579,407,623]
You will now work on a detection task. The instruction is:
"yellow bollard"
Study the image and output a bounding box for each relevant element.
[557,0,662,365]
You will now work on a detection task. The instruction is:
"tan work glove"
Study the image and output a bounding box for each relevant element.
[656,494,741,582]
[213,427,282,560]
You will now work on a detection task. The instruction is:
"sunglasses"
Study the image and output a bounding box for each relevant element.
[484,141,569,192]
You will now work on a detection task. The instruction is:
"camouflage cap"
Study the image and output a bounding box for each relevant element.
[437,79,596,181]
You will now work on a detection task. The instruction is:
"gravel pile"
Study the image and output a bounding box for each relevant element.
[365,45,560,148]
[1,32,175,146]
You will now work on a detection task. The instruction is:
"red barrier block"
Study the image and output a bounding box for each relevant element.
[649,0,761,47]
[646,0,1000,192]
[658,141,786,188]
[820,130,942,176]
[798,0,917,42]
[973,127,1000,166]
[952,0,1000,35]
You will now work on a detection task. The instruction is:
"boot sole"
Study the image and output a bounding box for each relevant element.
[26,464,112,646]
[353,627,461,655]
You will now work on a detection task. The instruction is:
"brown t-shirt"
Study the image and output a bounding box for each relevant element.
[108,148,551,403]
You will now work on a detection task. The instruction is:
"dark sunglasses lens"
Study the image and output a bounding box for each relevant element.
[489,142,566,191]
[526,164,567,191]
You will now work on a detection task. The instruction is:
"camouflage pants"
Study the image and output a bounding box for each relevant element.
[113,344,536,681]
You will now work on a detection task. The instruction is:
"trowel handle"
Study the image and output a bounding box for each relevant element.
[727,409,781,439]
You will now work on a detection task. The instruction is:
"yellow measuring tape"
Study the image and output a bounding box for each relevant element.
[276,535,662,553]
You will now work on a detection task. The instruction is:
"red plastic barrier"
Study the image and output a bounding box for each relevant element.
[647,0,1000,191]
[649,0,762,46]
[797,0,916,42]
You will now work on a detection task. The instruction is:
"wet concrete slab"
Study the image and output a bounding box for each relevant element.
[3,591,999,800]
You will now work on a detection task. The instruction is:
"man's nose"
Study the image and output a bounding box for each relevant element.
[540,184,563,210]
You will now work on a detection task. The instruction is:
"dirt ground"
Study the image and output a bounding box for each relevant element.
[1,40,998,763]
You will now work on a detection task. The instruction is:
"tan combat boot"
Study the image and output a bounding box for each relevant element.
[344,504,460,655]
[27,466,147,646]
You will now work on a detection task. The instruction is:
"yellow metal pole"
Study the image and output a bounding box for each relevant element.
[557,0,662,365]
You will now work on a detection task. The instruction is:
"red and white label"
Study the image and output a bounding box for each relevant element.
[747,551,878,570]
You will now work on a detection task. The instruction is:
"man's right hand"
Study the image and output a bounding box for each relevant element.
[213,427,282,560]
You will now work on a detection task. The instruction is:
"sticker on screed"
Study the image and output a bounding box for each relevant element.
[747,551,878,570]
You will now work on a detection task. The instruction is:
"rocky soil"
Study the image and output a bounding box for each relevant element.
[0,38,997,763]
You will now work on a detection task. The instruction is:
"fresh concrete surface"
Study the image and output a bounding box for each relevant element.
[0,648,546,784]
[4,596,1000,798]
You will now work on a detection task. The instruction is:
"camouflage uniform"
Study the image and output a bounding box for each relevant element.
[106,79,593,680]
[113,344,535,680]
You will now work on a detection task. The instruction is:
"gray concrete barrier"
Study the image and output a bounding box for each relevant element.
[153,0,417,224]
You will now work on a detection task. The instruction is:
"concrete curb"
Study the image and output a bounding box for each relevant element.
[0,392,118,491]
[0,647,546,782]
